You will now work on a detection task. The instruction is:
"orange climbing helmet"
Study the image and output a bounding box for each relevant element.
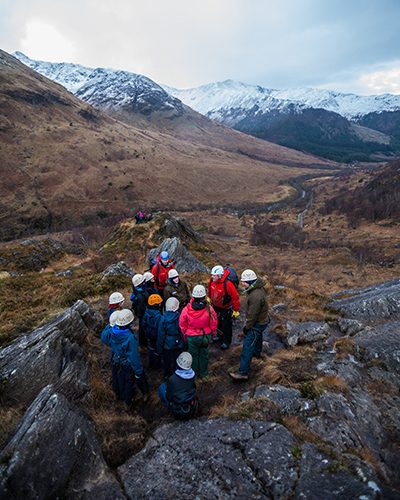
[148,294,163,306]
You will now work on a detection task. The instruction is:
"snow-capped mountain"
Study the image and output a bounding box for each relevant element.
[14,51,184,118]
[163,79,400,123]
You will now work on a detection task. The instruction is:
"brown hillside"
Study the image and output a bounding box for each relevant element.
[0,50,337,240]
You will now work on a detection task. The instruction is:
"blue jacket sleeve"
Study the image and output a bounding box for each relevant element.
[157,317,166,354]
[126,335,144,377]
[100,325,112,346]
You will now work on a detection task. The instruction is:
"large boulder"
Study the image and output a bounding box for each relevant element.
[253,385,316,415]
[156,215,204,244]
[0,300,102,405]
[286,321,331,347]
[330,278,400,320]
[0,385,124,499]
[147,237,209,273]
[102,260,135,279]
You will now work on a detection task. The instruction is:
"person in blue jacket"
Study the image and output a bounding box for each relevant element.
[101,309,149,408]
[157,297,184,379]
[130,273,149,347]
[143,294,163,368]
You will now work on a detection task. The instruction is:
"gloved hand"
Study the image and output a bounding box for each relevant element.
[232,311,240,319]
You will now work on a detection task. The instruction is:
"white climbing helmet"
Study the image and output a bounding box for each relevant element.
[168,269,179,279]
[143,271,154,282]
[115,309,134,327]
[109,310,120,327]
[177,352,192,370]
[211,265,224,276]
[165,297,180,312]
[132,273,145,287]
[241,269,257,282]
[109,291,124,305]
[192,284,206,298]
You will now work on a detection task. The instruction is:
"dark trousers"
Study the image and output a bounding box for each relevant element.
[112,365,149,405]
[162,349,182,379]
[138,317,148,347]
[148,338,162,369]
[239,324,266,375]
[215,307,233,346]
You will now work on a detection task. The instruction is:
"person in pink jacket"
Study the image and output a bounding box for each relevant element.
[179,284,218,378]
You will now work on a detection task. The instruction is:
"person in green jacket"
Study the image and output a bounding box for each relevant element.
[229,269,269,381]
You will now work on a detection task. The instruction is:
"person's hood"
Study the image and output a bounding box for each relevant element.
[175,368,195,379]
[110,325,132,343]
[146,307,161,315]
[163,310,180,322]
[188,298,207,314]
[246,277,266,293]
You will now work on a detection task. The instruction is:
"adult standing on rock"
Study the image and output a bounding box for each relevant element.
[101,309,149,408]
[208,265,240,350]
[229,270,269,381]
[163,269,190,309]
[179,285,217,379]
[152,251,175,294]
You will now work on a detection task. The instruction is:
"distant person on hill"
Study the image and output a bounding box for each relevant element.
[152,251,175,294]
[143,293,163,368]
[101,309,149,408]
[229,270,270,381]
[143,271,157,295]
[179,285,217,379]
[158,352,198,420]
[208,265,240,350]
[108,292,125,319]
[163,269,190,309]
[157,297,184,379]
[130,273,148,347]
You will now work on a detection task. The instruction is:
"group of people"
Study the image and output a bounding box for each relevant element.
[133,211,153,224]
[101,252,270,419]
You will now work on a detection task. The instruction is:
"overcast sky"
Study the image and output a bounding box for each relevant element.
[1,0,400,94]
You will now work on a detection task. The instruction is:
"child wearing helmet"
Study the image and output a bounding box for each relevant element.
[143,294,163,368]
[179,285,218,378]
[158,352,198,420]
[157,297,184,379]
[108,291,125,319]
[130,274,149,347]
[101,309,149,407]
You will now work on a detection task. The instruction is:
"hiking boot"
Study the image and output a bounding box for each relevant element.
[229,371,248,381]
[221,343,230,350]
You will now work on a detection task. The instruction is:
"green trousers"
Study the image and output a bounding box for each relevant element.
[187,334,211,378]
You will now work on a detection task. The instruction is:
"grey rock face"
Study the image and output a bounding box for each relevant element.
[0,300,102,405]
[330,278,400,320]
[286,321,331,347]
[337,318,364,336]
[0,385,124,500]
[353,320,400,374]
[148,237,209,273]
[156,216,204,244]
[253,385,316,415]
[102,260,135,279]
[296,443,379,499]
[272,303,287,313]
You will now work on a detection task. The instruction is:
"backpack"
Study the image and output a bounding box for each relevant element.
[222,266,239,305]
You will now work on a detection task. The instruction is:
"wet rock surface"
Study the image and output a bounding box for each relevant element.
[0,385,124,500]
[0,300,102,405]
[148,237,209,273]
[286,321,331,347]
[330,278,400,320]
[118,418,379,499]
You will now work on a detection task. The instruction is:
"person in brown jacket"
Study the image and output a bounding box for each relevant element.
[163,269,191,310]
[229,269,269,381]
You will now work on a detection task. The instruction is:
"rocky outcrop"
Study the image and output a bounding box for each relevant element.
[330,278,400,320]
[148,237,209,273]
[0,385,124,500]
[156,215,204,244]
[0,300,102,405]
[286,321,331,347]
[337,318,365,336]
[253,385,315,415]
[118,418,380,499]
[0,238,66,272]
[102,261,135,279]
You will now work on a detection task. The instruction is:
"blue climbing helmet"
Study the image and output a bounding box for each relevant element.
[160,251,169,261]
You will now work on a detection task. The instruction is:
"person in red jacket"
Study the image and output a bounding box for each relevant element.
[179,285,218,378]
[151,251,175,294]
[208,265,240,350]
